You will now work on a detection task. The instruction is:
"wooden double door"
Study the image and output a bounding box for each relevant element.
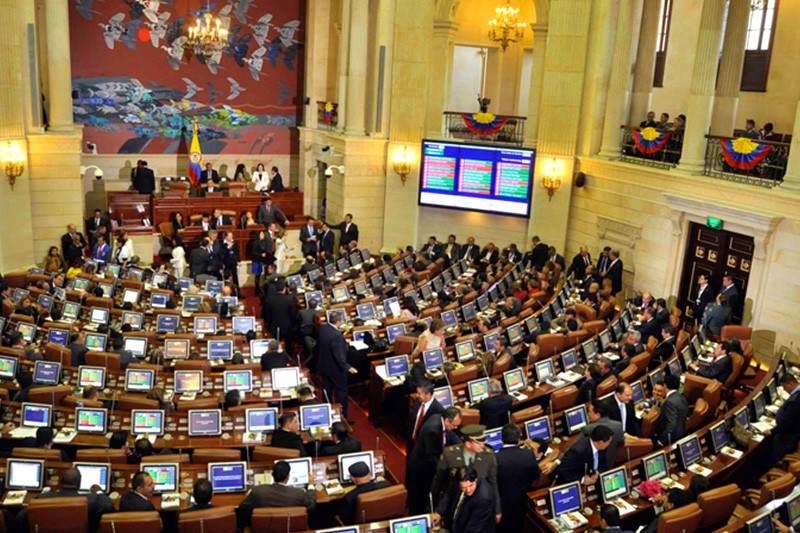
[677,222,754,324]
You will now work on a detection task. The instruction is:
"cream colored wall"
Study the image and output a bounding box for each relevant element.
[416,207,529,250]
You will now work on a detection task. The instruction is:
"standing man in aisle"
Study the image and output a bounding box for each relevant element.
[318,312,358,422]
[334,213,359,247]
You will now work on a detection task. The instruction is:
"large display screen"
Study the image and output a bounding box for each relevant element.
[418,140,534,217]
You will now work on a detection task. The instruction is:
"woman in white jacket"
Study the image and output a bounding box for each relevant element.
[170,236,187,278]
[114,230,135,265]
[251,163,271,192]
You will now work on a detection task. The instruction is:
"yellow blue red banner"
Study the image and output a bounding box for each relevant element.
[632,127,672,154]
[719,137,772,171]
[462,112,509,135]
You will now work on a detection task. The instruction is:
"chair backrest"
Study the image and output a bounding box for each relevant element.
[115,394,160,410]
[655,503,703,533]
[98,511,162,533]
[175,359,212,373]
[566,329,591,346]
[721,325,752,343]
[448,365,479,386]
[682,374,712,404]
[76,448,128,464]
[178,505,237,533]
[574,303,597,322]
[355,485,408,523]
[12,447,61,460]
[250,507,308,532]
[28,496,88,533]
[583,320,607,335]
[630,352,652,376]
[686,398,709,434]
[176,396,221,411]
[27,385,71,406]
[493,353,513,375]
[697,484,742,529]
[536,334,567,358]
[613,437,653,464]
[44,343,72,366]
[640,408,661,439]
[393,336,416,356]
[755,472,796,507]
[703,379,723,416]
[724,352,745,389]
[595,375,618,398]
[510,404,544,425]
[550,385,579,412]
[617,363,638,383]
[142,453,190,464]
[252,446,301,463]
[460,408,480,426]
[85,351,121,371]
[192,448,241,463]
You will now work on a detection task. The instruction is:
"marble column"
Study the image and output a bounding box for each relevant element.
[45,0,74,131]
[676,0,726,174]
[710,0,750,136]
[523,23,548,148]
[425,19,458,138]
[598,0,639,158]
[629,0,661,122]
[781,101,800,192]
[336,0,352,131]
[345,0,369,135]
[302,0,331,130]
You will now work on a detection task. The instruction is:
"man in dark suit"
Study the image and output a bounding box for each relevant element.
[443,234,461,263]
[547,246,566,271]
[271,412,306,456]
[268,166,285,193]
[334,213,359,247]
[183,479,214,512]
[771,374,800,462]
[553,425,614,484]
[24,467,114,531]
[496,425,542,533]
[525,235,549,270]
[604,250,623,295]
[691,339,735,384]
[131,160,156,194]
[479,243,500,264]
[505,243,522,263]
[653,325,677,368]
[299,217,319,257]
[637,307,661,345]
[262,278,297,344]
[599,504,634,533]
[256,197,287,226]
[210,208,232,229]
[653,373,688,447]
[86,209,110,245]
[189,238,212,279]
[340,461,390,523]
[318,312,358,420]
[119,471,156,511]
[567,246,592,279]
[581,401,624,468]
[319,221,335,257]
[576,363,602,404]
[67,331,89,367]
[477,379,514,429]
[434,468,496,533]
[61,223,87,264]
[199,162,220,193]
[406,407,462,514]
[460,236,480,264]
[601,383,640,436]
[693,274,715,321]
[719,275,740,319]
[596,246,612,275]
[319,421,362,456]
[220,233,240,284]
[421,236,443,260]
[407,380,445,456]
[237,460,315,528]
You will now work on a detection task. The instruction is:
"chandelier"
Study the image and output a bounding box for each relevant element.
[488,1,526,51]
[187,9,229,56]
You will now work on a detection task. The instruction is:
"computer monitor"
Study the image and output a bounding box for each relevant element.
[354,279,370,297]
[467,378,490,403]
[524,315,539,335]
[84,333,107,352]
[525,416,552,442]
[282,457,313,488]
[455,340,476,362]
[246,407,278,433]
[74,463,110,493]
[207,340,233,361]
[76,408,107,434]
[780,490,800,529]
[232,316,256,335]
[250,339,272,360]
[5,459,44,490]
[356,303,377,321]
[205,280,223,296]
[535,360,555,383]
[389,515,430,533]
[188,409,222,436]
[476,294,489,312]
[309,269,322,284]
[178,278,193,292]
[564,405,588,435]
[164,339,190,360]
[667,357,683,377]
[677,435,703,470]
[78,366,106,388]
[47,328,69,346]
[642,450,669,481]
[305,291,323,308]
[123,368,153,393]
[21,403,51,428]
[286,275,303,290]
[503,368,526,393]
[142,463,179,494]
[37,294,53,312]
[271,367,300,391]
[599,466,629,503]
[383,297,401,318]
[182,294,202,312]
[17,323,35,343]
[62,301,80,320]
[648,368,665,391]
[441,310,457,328]
[549,482,582,517]
[386,324,406,344]
[33,361,61,386]
[332,286,350,303]
[0,356,17,379]
[423,348,444,371]
[483,332,499,353]
[734,407,750,429]
[131,409,165,436]
[433,386,453,408]
[630,381,645,405]
[767,379,779,405]
[484,427,503,452]
[582,338,598,362]
[123,337,148,358]
[461,302,476,322]
[208,461,247,493]
[300,404,332,430]
[506,323,523,346]
[324,309,346,327]
[561,349,578,372]
[174,370,203,393]
[709,420,731,454]
[194,316,217,335]
[151,293,169,309]
[156,315,179,333]
[98,283,114,298]
[224,370,253,393]
[598,330,613,352]
[89,307,109,325]
[122,289,140,305]
[385,355,409,378]
[751,391,767,421]
[611,320,623,340]
[338,451,375,483]
[419,283,433,302]
[745,512,774,533]
[349,252,363,267]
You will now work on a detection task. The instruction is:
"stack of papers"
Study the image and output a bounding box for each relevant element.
[9,427,37,439]
[3,491,26,505]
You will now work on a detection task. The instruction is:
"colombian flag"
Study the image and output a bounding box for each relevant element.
[188,122,203,186]
[462,112,509,135]
[632,127,672,154]
[719,137,772,171]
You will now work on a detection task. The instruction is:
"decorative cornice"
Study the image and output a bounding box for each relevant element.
[596,215,643,249]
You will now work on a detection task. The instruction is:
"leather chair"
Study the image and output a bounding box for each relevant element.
[613,437,653,464]
[176,396,221,411]
[583,320,607,336]
[640,408,661,439]
[721,325,752,345]
[63,395,103,409]
[76,448,128,464]
[250,507,308,532]
[630,352,652,377]
[85,351,121,371]
[99,512,162,533]
[448,365,479,386]
[595,375,618,398]
[685,398,709,434]
[192,448,241,463]
[675,329,689,354]
[421,306,440,319]
[617,363,638,384]
[655,503,703,533]
[44,343,72,366]
[142,454,190,464]
[175,359,212,374]
[393,336,416,356]
[27,385,71,405]
[566,329,591,346]
[697,484,742,529]
[115,394,160,411]
[10,313,34,324]
[574,304,597,322]
[550,385,579,412]
[492,353,513,375]
[178,506,237,533]
[2,272,28,288]
[683,374,712,404]
[744,472,795,508]
[12,448,61,460]
[723,352,745,389]
[527,344,541,364]
[120,279,145,291]
[500,316,518,329]
[510,405,544,425]
[85,296,113,309]
[460,408,480,426]
[28,496,88,533]
[536,334,567,358]
[703,380,723,415]
[354,485,408,523]
[0,348,23,359]
[253,446,301,463]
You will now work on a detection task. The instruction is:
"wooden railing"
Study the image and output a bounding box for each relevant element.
[316,100,338,130]
[619,125,683,169]
[703,134,789,188]
[443,111,525,145]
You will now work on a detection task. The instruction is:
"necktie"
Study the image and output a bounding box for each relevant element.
[412,403,426,439]
[592,449,599,471]
[618,400,627,431]
[584,256,589,266]
[454,492,466,521]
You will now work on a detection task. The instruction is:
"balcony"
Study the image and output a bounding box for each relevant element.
[703,135,788,188]
[443,111,525,146]
[619,125,683,169]
[316,101,338,131]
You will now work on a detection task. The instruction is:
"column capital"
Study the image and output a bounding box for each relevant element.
[531,22,549,41]
[433,19,459,35]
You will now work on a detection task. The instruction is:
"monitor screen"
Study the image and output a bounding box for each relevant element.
[151,293,169,308]
[208,462,247,493]
[582,339,597,362]
[524,315,539,335]
[123,369,153,392]
[142,464,178,493]
[734,407,749,429]
[565,406,588,434]
[271,367,300,390]
[678,435,703,469]
[455,340,476,362]
[164,338,191,360]
[326,309,347,326]
[386,324,406,344]
[78,366,106,388]
[484,427,503,452]
[382,297,401,318]
[21,403,51,428]
[224,370,253,392]
[246,408,278,433]
[131,409,165,436]
[178,278,193,291]
[630,381,645,405]
[709,420,730,453]
[745,512,774,533]
[356,303,376,321]
[354,280,369,296]
[668,357,682,377]
[283,457,313,488]
[174,370,203,393]
[600,467,628,502]
[0,356,17,379]
[84,333,107,352]
[503,368,526,393]
[6,459,44,490]
[286,275,303,289]
[37,294,53,312]
[598,330,612,351]
[549,482,582,517]
[207,340,233,360]
[188,409,222,436]
[507,323,523,345]
[89,307,109,325]
[648,368,665,391]
[98,283,114,298]
[47,328,69,346]
[423,348,444,371]
[483,332,499,353]
[433,386,453,408]
[642,451,668,481]
[122,289,140,305]
[75,463,110,493]
[476,294,489,312]
[232,316,256,335]
[386,355,410,378]
[250,339,272,359]
[205,280,223,296]
[76,408,107,433]
[767,379,779,405]
[194,316,217,334]
[33,361,61,386]
[561,349,578,371]
[339,451,375,483]
[752,392,766,421]
[62,301,80,319]
[461,302,476,322]
[535,360,555,383]
[332,286,350,303]
[305,291,323,308]
[441,310,457,328]
[300,404,332,430]
[783,491,800,527]
[156,315,179,333]
[389,515,430,533]
[337,257,349,272]
[123,337,148,358]
[525,416,552,441]
[467,378,490,403]
[16,323,35,343]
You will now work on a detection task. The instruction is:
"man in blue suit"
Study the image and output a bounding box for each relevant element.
[318,312,357,421]
[771,373,800,462]
[553,425,614,484]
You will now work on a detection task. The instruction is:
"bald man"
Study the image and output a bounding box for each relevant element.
[567,246,592,279]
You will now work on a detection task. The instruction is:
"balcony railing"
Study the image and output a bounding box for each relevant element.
[316,101,338,131]
[443,111,525,145]
[703,134,788,188]
[619,125,683,169]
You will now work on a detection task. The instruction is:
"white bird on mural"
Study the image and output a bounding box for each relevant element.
[244,46,267,80]
[138,0,161,23]
[276,20,301,48]
[98,13,126,50]
[147,11,171,47]
[205,50,223,75]
[182,78,203,100]
[226,77,245,100]
[233,0,254,24]
[161,36,187,70]
[249,13,273,46]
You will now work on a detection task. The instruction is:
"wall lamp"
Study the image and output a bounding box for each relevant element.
[541,157,563,200]
[391,144,416,185]
[2,141,25,190]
